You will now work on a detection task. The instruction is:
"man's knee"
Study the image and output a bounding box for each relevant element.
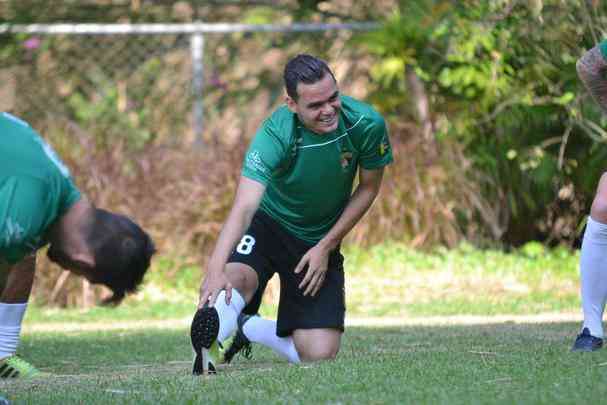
[224,263,258,302]
[293,328,341,362]
[298,344,340,362]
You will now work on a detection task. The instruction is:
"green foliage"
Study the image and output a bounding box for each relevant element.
[241,7,281,24]
[67,79,152,150]
[360,0,607,245]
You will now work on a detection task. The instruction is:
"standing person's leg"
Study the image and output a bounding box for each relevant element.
[0,255,43,377]
[573,173,607,351]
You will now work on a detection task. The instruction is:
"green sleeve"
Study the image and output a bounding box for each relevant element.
[358,115,393,170]
[241,119,289,185]
[59,177,82,216]
[599,40,607,61]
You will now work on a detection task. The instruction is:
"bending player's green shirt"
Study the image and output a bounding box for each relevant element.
[242,95,393,243]
[0,112,81,265]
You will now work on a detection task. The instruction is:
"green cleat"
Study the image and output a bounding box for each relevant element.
[0,356,46,379]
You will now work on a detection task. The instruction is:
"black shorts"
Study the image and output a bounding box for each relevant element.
[227,210,345,337]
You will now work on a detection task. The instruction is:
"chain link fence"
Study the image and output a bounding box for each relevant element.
[0,23,377,148]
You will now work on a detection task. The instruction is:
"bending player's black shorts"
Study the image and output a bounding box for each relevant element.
[227,210,345,337]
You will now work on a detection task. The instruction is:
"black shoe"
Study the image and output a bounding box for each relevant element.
[190,306,220,375]
[223,313,254,364]
[571,327,604,352]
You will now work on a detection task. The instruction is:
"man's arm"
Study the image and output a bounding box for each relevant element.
[198,176,266,307]
[295,167,385,296]
[577,43,607,114]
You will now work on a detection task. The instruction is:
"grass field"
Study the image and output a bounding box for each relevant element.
[2,316,607,404]
[1,243,602,404]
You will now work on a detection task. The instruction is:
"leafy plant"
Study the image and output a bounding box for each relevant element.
[361,0,607,246]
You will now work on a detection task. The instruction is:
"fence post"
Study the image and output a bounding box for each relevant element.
[191,31,205,146]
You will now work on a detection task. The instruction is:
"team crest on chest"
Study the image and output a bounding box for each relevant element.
[340,149,353,170]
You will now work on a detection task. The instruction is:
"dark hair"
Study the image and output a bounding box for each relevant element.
[86,209,155,305]
[284,54,336,101]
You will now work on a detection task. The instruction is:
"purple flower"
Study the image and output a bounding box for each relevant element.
[23,37,41,50]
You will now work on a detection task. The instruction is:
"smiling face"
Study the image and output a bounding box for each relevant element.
[286,73,341,135]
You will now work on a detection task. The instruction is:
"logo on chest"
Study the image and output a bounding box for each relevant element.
[340,149,353,170]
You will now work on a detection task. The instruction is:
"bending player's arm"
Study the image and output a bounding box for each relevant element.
[295,167,385,296]
[198,176,266,308]
[577,42,607,114]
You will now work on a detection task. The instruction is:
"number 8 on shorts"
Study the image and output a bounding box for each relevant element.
[236,235,256,255]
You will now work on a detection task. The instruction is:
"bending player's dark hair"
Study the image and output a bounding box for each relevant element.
[86,209,155,305]
[284,54,336,101]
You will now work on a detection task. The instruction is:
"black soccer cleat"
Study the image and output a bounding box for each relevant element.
[223,313,254,364]
[191,306,220,375]
[571,327,604,352]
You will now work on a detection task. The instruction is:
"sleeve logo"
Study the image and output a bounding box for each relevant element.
[245,150,268,174]
[3,218,25,247]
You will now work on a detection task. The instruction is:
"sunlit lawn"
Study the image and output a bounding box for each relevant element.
[3,319,605,404]
[1,242,594,404]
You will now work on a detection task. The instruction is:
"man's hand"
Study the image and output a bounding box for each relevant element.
[198,270,232,308]
[294,244,331,297]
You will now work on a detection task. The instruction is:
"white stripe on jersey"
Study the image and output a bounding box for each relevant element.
[1,112,30,128]
[297,115,364,149]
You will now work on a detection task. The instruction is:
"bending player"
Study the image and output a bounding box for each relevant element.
[0,112,155,377]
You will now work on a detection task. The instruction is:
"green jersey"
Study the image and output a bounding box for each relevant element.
[242,95,393,243]
[0,112,81,264]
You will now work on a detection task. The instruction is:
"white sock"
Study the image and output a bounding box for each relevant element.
[0,303,27,359]
[580,216,607,338]
[243,316,301,364]
[213,289,245,343]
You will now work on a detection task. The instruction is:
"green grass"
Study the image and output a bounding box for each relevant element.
[1,242,592,403]
[1,321,605,404]
[344,242,580,317]
[26,241,582,324]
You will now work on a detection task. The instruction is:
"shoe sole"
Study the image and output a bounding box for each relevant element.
[571,345,603,352]
[190,307,220,375]
[192,350,217,375]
